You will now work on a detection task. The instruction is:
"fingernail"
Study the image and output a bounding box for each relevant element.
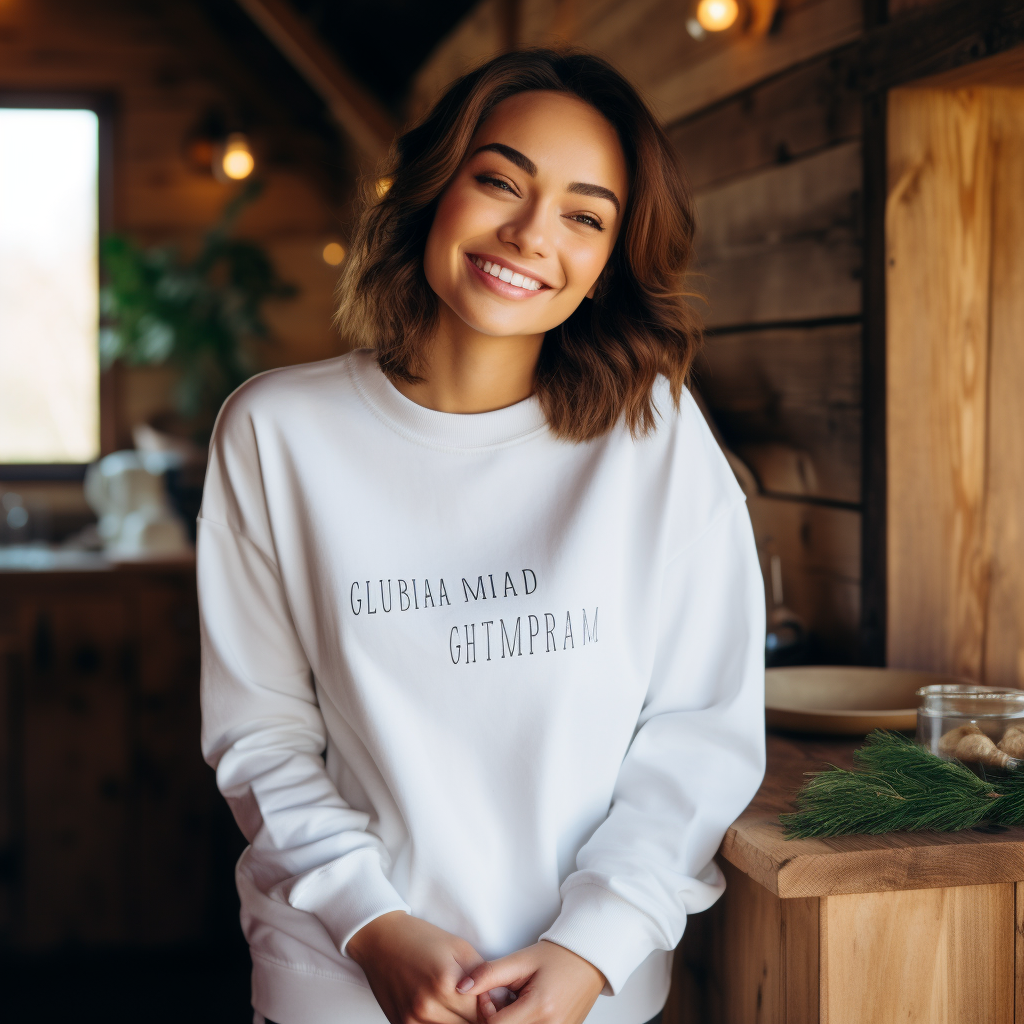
[481,999,496,1018]
[457,977,475,993]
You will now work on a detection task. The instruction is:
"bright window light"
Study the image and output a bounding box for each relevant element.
[0,108,100,464]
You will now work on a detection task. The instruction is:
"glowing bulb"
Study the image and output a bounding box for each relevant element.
[221,133,254,180]
[322,242,345,266]
[696,0,739,31]
[375,176,393,199]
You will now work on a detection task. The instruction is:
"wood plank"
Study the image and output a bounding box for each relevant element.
[821,883,1014,1024]
[859,0,1024,95]
[784,890,820,1023]
[125,580,212,944]
[721,734,1024,899]
[647,0,863,125]
[886,87,995,680]
[708,860,788,1022]
[983,88,1024,689]
[859,88,888,667]
[21,595,131,947]
[1016,881,1024,1024]
[693,142,863,328]
[667,46,862,191]
[673,859,820,1023]
[698,323,862,503]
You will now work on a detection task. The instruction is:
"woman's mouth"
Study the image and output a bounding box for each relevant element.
[466,253,548,294]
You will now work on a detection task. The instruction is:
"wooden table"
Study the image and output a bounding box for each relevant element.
[667,732,1024,1024]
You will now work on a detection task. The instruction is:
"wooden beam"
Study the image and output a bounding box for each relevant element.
[232,0,396,163]
[858,0,1024,94]
[649,0,863,126]
[859,89,887,665]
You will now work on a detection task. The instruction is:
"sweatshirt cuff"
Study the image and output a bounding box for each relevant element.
[538,883,665,996]
[286,847,412,956]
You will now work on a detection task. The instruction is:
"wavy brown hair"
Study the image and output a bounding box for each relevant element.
[335,48,701,442]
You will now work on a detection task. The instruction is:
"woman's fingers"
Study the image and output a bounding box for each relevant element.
[480,986,544,1024]
[457,951,533,996]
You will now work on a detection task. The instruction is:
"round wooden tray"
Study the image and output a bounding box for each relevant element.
[765,666,970,735]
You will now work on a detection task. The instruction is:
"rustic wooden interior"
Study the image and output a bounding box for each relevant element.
[1,0,1023,1020]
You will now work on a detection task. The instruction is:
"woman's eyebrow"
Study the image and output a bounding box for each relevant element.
[567,181,620,214]
[472,143,537,176]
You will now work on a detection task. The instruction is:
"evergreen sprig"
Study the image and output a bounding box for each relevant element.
[780,730,1024,839]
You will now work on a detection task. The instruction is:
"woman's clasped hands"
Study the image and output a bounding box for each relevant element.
[347,912,607,1024]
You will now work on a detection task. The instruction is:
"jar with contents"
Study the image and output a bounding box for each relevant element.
[917,684,1024,774]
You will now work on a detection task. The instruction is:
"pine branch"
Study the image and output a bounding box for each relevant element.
[989,769,1024,827]
[781,730,1000,839]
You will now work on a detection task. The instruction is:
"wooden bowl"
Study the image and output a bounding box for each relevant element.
[765,666,971,735]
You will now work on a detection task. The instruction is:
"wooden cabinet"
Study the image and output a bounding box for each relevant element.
[0,560,221,949]
[668,734,1024,1023]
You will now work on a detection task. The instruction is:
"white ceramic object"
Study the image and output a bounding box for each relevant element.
[84,450,191,558]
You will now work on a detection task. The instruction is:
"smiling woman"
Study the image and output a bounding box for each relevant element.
[198,47,765,1024]
[335,49,701,440]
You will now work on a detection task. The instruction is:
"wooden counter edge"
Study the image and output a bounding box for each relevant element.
[720,815,1024,898]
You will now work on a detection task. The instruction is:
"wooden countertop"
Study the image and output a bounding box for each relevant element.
[722,731,1024,898]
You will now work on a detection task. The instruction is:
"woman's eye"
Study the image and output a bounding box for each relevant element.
[476,175,517,194]
[569,213,604,231]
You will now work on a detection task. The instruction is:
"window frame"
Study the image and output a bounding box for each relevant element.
[0,91,115,482]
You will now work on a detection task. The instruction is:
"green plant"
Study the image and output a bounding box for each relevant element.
[781,730,1024,839]
[100,180,297,437]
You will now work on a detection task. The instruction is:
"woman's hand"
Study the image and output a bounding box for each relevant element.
[348,911,486,1024]
[455,940,606,1024]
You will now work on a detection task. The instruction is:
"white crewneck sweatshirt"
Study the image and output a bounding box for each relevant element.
[198,349,766,1024]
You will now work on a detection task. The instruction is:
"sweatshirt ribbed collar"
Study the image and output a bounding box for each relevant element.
[349,349,550,451]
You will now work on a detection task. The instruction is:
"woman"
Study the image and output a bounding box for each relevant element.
[199,48,765,1024]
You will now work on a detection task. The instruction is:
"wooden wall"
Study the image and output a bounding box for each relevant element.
[886,63,1024,687]
[410,0,868,659]
[0,0,349,445]
[674,50,865,661]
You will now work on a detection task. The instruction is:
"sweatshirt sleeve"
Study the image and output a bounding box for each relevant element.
[538,498,766,994]
[197,395,411,956]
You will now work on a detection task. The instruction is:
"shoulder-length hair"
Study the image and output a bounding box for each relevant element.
[335,48,701,442]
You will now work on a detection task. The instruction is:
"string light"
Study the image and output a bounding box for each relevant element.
[322,242,345,266]
[695,0,739,31]
[221,133,254,180]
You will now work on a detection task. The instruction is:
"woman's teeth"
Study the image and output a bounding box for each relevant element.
[472,256,543,291]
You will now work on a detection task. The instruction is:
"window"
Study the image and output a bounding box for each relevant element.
[0,105,100,466]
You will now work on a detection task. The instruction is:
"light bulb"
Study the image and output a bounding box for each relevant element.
[221,133,254,180]
[696,0,739,31]
[322,242,345,266]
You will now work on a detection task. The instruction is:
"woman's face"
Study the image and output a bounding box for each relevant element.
[423,90,629,341]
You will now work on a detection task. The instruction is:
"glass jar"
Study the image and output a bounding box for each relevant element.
[917,684,1024,772]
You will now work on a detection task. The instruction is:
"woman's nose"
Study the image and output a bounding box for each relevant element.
[498,203,551,258]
